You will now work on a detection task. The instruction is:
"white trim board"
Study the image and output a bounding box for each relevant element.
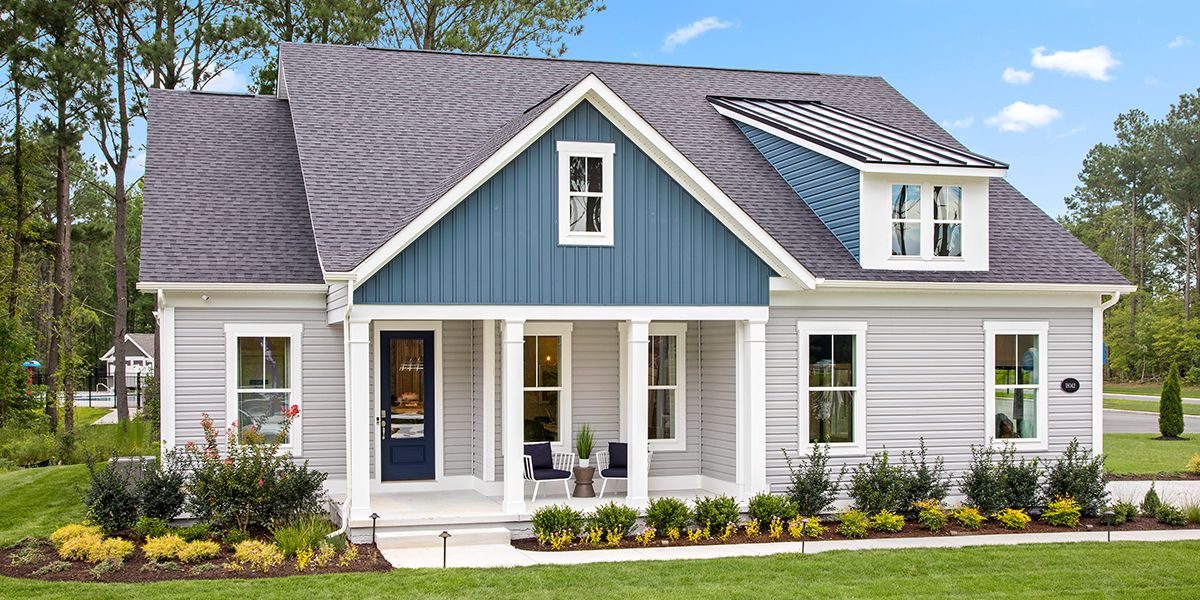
[223,322,305,456]
[350,304,769,322]
[795,320,869,457]
[339,74,819,291]
[983,320,1050,451]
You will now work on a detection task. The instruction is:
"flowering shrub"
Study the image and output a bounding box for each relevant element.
[665,527,681,541]
[295,547,315,571]
[603,529,623,547]
[635,528,656,547]
[718,522,738,542]
[767,516,784,539]
[178,540,222,563]
[951,506,985,530]
[547,530,574,550]
[531,504,583,544]
[913,499,948,532]
[789,517,825,539]
[583,527,603,546]
[1041,496,1082,528]
[992,508,1031,530]
[686,527,706,542]
[869,510,905,532]
[744,520,761,538]
[835,510,870,539]
[184,411,327,532]
[225,540,284,573]
[143,534,188,561]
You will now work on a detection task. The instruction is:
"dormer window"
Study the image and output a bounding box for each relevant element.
[557,141,615,246]
[890,184,922,257]
[888,182,965,260]
[933,185,962,258]
[861,175,988,271]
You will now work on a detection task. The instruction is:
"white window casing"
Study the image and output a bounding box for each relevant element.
[647,322,687,452]
[984,320,1050,451]
[860,172,989,271]
[796,321,868,456]
[523,322,573,451]
[557,140,615,246]
[224,323,304,455]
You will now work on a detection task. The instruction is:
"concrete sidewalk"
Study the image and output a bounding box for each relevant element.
[381,528,1200,569]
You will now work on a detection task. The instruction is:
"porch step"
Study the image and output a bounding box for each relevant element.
[375,526,513,550]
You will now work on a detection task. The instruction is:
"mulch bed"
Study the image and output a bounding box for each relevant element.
[1108,473,1200,481]
[0,538,390,583]
[512,516,1200,552]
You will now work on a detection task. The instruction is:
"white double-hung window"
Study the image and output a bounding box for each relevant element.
[797,321,867,456]
[984,321,1049,449]
[891,183,963,259]
[647,323,687,451]
[557,141,615,246]
[224,323,303,453]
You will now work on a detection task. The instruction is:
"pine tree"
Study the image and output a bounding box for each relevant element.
[1159,366,1184,438]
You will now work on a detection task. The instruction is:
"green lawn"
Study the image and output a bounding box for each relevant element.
[1105,433,1200,475]
[72,407,112,426]
[1105,398,1200,415]
[1,541,1199,598]
[1106,382,1200,398]
[0,465,88,546]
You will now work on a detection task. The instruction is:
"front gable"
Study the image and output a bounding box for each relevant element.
[353,101,776,305]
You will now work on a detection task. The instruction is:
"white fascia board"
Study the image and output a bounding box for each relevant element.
[348,73,820,291]
[137,281,329,293]
[809,278,1138,294]
[713,105,1009,179]
[350,304,769,322]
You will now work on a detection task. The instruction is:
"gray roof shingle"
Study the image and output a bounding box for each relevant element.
[141,90,324,284]
[142,43,1128,288]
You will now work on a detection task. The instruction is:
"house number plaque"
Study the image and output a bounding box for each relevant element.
[1060,378,1081,393]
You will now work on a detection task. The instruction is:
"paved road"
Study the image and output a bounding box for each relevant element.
[1106,393,1200,404]
[1104,408,1200,434]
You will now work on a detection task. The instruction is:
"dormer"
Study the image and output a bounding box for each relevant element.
[712,97,1007,272]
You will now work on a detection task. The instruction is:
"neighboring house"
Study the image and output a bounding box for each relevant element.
[138,43,1133,540]
[99,333,156,388]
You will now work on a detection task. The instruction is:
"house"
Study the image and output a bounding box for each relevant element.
[137,42,1133,541]
[99,332,156,389]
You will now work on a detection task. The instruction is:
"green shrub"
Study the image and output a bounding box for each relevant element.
[531,504,583,543]
[692,495,740,529]
[783,445,844,515]
[835,509,869,539]
[1141,483,1162,517]
[1155,503,1187,526]
[270,514,335,558]
[747,493,795,525]
[223,528,251,546]
[176,523,213,542]
[184,411,327,532]
[1043,439,1108,516]
[588,502,639,538]
[133,516,170,541]
[848,450,906,514]
[951,506,984,530]
[960,444,1042,514]
[1100,501,1139,525]
[0,425,54,466]
[644,497,691,533]
[898,440,949,515]
[992,508,1031,530]
[912,499,948,532]
[85,457,139,534]
[137,452,186,521]
[1041,495,1082,527]
[1183,503,1200,525]
[1160,367,1184,438]
[0,318,36,427]
[142,376,161,436]
[869,509,905,532]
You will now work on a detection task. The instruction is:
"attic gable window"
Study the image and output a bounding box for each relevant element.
[557,141,615,246]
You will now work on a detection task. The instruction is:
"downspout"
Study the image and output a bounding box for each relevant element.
[328,281,355,540]
[1092,292,1122,458]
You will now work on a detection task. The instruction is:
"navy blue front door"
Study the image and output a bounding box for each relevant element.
[380,331,435,481]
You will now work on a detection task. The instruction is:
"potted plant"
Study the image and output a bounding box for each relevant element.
[577,424,594,467]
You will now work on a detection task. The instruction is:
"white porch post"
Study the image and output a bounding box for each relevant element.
[482,320,497,481]
[501,320,526,514]
[347,319,372,521]
[624,319,650,505]
[739,319,769,496]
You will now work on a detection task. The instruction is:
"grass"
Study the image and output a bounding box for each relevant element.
[69,407,112,426]
[1,541,1199,598]
[1105,398,1200,415]
[1104,433,1200,475]
[1106,382,1200,398]
[0,465,88,546]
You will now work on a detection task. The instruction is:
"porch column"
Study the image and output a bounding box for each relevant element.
[347,319,372,521]
[501,320,526,514]
[739,319,769,496]
[623,319,650,505]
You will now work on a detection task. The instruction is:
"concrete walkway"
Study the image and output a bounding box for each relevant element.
[380,528,1200,569]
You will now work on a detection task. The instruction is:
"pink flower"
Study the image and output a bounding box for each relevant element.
[257,479,264,487]
[230,420,239,429]
[185,441,197,450]
[223,458,233,466]
[287,404,300,418]
[249,424,258,431]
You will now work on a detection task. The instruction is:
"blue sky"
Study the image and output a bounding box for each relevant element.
[112,0,1198,217]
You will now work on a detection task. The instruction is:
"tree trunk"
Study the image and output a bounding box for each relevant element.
[8,73,25,319]
[49,102,74,434]
[1186,207,1193,321]
[113,9,131,426]
[1129,194,1137,341]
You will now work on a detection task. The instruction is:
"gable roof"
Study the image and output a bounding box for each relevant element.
[710,96,1007,174]
[101,333,156,361]
[141,43,1129,289]
[141,90,324,284]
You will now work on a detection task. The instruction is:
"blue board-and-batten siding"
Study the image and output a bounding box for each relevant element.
[354,102,775,306]
[735,122,862,259]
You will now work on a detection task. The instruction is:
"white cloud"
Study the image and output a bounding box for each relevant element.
[1030,46,1120,81]
[986,101,1062,132]
[661,17,732,52]
[941,116,975,129]
[203,68,250,93]
[1169,36,1192,49]
[1001,67,1033,84]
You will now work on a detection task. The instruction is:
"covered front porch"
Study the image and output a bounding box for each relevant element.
[339,306,771,527]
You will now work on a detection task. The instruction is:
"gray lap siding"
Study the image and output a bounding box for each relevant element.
[764,306,1095,494]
